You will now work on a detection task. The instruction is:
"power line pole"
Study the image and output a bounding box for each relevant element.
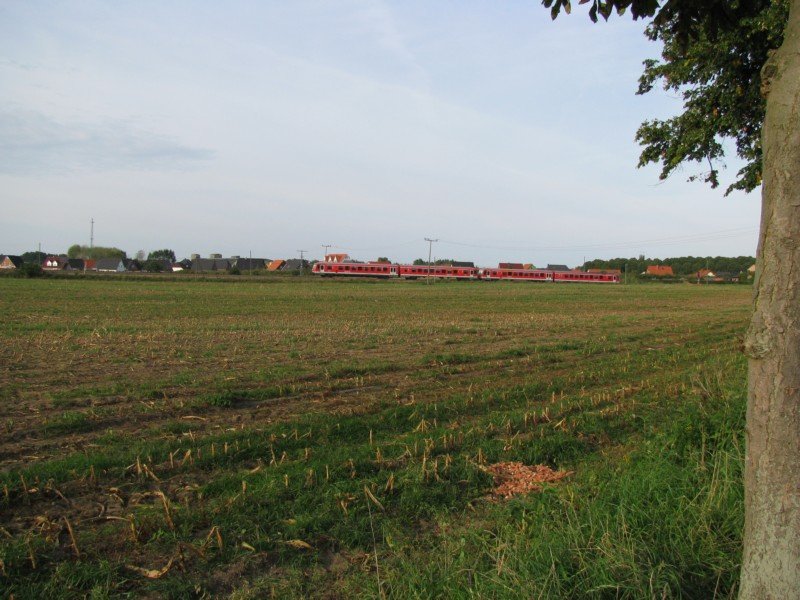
[298,249,307,275]
[322,244,332,260]
[90,218,94,249]
[424,237,438,284]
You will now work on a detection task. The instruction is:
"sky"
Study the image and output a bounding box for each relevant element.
[0,0,762,267]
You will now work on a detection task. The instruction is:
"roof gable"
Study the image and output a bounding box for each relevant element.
[0,255,24,268]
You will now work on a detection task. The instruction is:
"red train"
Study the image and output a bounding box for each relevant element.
[311,261,619,283]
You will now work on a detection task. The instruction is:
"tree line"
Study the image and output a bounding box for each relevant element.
[583,255,755,276]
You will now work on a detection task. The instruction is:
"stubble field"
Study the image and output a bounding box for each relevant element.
[0,276,752,598]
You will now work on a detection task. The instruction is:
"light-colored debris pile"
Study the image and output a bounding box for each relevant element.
[485,462,573,499]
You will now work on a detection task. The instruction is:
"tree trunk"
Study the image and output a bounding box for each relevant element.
[740,0,800,597]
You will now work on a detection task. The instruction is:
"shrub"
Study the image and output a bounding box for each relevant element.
[19,263,44,278]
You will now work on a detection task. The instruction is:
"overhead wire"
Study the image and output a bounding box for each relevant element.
[437,226,757,253]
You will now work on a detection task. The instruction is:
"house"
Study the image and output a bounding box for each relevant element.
[172,259,192,272]
[192,258,231,272]
[714,271,741,283]
[499,262,524,269]
[42,255,68,270]
[324,253,350,263]
[96,258,140,272]
[451,261,475,268]
[523,263,536,270]
[268,259,286,271]
[0,255,24,269]
[281,259,310,271]
[646,265,674,277]
[83,259,96,271]
[96,258,121,272]
[547,264,571,272]
[696,268,715,280]
[42,256,87,270]
[232,258,267,271]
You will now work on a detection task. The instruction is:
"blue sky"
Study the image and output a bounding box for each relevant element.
[0,1,760,266]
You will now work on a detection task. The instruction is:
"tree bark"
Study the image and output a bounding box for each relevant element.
[740,0,800,597]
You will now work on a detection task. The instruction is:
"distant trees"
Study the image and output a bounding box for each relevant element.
[583,255,755,276]
[147,249,176,262]
[21,251,47,264]
[376,257,391,263]
[412,258,458,266]
[67,245,126,260]
[143,260,164,273]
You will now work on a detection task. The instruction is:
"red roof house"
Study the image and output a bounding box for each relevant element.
[646,265,674,277]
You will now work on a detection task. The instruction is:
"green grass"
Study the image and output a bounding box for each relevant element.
[42,411,93,435]
[0,277,751,597]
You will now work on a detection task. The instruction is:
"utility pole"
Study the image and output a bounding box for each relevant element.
[424,237,438,284]
[298,249,307,275]
[90,218,94,250]
[322,244,332,260]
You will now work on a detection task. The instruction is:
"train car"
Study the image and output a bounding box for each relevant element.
[312,261,399,278]
[312,260,619,283]
[480,268,553,282]
[553,271,619,283]
[398,264,480,280]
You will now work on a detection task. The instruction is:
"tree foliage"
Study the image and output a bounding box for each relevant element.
[583,254,755,276]
[67,245,127,260]
[636,1,788,194]
[19,263,44,278]
[143,259,164,273]
[543,0,789,195]
[412,258,460,265]
[21,251,47,264]
[147,249,176,262]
